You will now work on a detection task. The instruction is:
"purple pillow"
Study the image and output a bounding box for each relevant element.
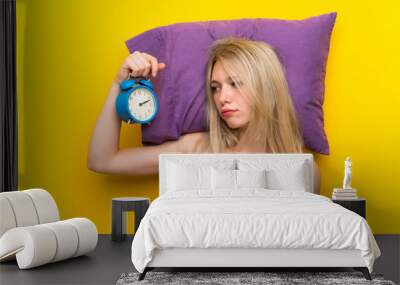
[125,13,336,154]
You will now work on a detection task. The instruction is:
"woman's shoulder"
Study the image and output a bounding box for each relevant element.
[178,132,210,153]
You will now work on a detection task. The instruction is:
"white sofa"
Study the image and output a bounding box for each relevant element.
[0,188,98,269]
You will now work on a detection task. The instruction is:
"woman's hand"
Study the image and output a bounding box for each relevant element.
[113,51,167,85]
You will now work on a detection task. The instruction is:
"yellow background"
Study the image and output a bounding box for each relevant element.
[16,0,400,234]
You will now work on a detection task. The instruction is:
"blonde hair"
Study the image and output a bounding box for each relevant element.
[205,37,303,153]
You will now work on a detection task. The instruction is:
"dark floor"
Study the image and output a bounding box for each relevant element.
[0,235,135,285]
[0,235,399,285]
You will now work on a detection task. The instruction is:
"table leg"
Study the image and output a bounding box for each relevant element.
[112,202,125,241]
[134,202,149,235]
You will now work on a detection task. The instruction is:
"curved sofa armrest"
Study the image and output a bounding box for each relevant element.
[0,218,98,269]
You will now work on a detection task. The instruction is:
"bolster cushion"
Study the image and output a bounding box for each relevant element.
[0,218,98,269]
[0,189,60,238]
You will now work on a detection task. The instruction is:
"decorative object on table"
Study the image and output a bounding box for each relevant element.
[125,13,337,154]
[116,271,394,285]
[112,197,150,242]
[332,156,358,200]
[0,189,98,269]
[332,198,366,219]
[343,156,352,189]
[115,76,159,125]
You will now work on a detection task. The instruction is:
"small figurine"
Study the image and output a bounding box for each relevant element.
[342,156,352,189]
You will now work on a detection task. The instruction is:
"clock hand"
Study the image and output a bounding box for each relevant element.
[139,100,150,106]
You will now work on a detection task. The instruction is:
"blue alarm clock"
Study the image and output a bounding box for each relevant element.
[115,77,159,124]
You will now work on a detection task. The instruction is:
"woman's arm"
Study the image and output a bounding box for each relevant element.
[87,52,173,175]
[87,82,183,175]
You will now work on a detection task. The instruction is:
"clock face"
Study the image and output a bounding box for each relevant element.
[128,88,156,122]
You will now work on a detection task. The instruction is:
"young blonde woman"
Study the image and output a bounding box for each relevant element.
[87,37,320,192]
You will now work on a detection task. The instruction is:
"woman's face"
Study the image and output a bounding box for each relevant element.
[210,60,252,129]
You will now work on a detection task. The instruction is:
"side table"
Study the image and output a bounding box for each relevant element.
[112,197,150,242]
[332,198,366,219]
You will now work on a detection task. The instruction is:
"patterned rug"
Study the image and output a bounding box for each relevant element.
[116,271,396,285]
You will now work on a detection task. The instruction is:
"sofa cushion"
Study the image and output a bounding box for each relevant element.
[24,189,59,224]
[0,192,39,228]
[0,196,17,237]
[0,218,97,269]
